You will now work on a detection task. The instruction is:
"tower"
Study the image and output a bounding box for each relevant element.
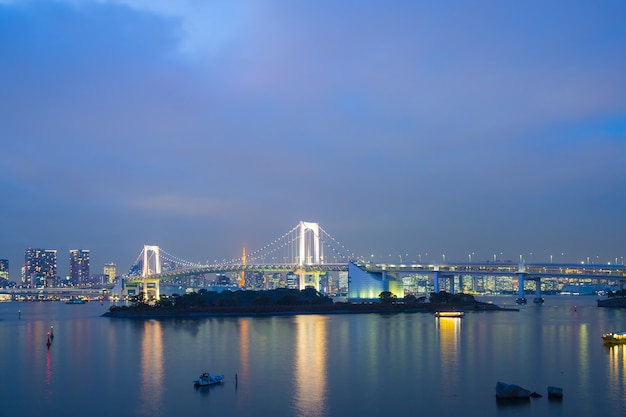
[104,262,116,284]
[142,245,162,277]
[141,245,161,301]
[239,247,246,287]
[69,249,90,285]
[296,221,323,291]
[298,221,322,265]
[23,248,57,287]
[0,259,8,282]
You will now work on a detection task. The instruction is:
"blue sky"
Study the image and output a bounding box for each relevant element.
[1,0,625,279]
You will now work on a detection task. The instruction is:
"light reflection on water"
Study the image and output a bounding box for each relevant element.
[437,316,461,397]
[2,296,626,417]
[606,344,626,411]
[139,320,164,416]
[294,315,327,417]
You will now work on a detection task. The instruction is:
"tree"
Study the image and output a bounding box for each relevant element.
[403,293,417,304]
[379,291,397,304]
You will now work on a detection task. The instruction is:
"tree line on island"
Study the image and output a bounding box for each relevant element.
[106,288,499,316]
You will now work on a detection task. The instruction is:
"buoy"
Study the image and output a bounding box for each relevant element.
[574,306,577,312]
[46,332,51,348]
[50,325,54,340]
[18,310,21,320]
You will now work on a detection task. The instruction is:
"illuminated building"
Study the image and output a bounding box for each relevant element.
[104,262,116,283]
[23,248,57,287]
[347,261,403,300]
[0,259,8,282]
[91,273,109,285]
[286,272,299,289]
[69,249,90,285]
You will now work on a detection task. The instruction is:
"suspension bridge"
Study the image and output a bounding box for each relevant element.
[122,221,352,299]
[121,220,626,302]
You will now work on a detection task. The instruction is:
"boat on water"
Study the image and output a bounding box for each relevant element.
[193,373,225,387]
[602,332,626,345]
[435,311,465,318]
[66,298,87,304]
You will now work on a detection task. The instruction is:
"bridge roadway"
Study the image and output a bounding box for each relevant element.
[142,262,349,280]
[137,260,625,295]
[358,261,626,301]
[2,286,114,299]
[146,260,626,280]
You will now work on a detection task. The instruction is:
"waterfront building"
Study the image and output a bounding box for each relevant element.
[23,248,57,287]
[266,273,281,290]
[337,271,349,293]
[0,259,8,282]
[286,272,299,289]
[91,273,109,285]
[104,262,116,283]
[347,261,403,300]
[69,249,90,285]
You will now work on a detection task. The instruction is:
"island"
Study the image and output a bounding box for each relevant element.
[103,288,512,318]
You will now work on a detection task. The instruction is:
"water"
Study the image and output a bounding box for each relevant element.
[1,296,625,417]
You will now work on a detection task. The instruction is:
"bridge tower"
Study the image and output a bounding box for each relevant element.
[296,221,323,291]
[141,245,161,301]
[239,247,247,287]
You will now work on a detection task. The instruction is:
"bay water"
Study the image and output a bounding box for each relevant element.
[1,296,625,417]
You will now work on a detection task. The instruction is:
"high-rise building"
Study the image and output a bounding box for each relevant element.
[104,262,116,284]
[69,249,90,285]
[23,248,57,287]
[0,259,8,282]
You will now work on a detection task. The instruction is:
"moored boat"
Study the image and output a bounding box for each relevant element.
[602,331,626,345]
[435,311,465,318]
[66,298,87,304]
[193,372,225,387]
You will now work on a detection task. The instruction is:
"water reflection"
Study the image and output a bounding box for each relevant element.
[45,347,53,399]
[239,318,249,383]
[139,320,164,416]
[294,315,328,417]
[606,343,626,405]
[437,317,461,394]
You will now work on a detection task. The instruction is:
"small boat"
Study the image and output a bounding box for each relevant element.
[66,298,87,304]
[193,372,225,387]
[602,332,626,345]
[435,311,465,318]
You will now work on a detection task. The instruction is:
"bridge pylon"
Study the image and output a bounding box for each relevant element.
[297,221,324,291]
[141,245,161,301]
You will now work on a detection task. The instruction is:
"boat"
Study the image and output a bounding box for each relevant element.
[193,372,225,387]
[602,332,626,345]
[66,298,87,304]
[435,311,465,318]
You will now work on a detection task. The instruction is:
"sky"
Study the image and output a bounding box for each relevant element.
[1,0,626,280]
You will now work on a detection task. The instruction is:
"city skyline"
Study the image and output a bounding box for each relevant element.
[1,1,626,280]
